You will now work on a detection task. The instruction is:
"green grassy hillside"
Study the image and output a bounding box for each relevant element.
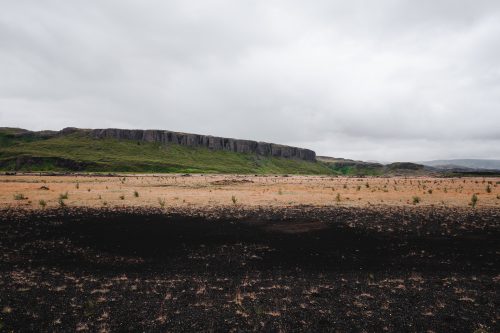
[317,156,436,176]
[0,129,334,174]
[325,164,384,176]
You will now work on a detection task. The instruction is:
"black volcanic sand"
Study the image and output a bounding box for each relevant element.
[0,206,498,332]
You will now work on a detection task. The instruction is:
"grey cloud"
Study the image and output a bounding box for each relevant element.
[1,0,499,161]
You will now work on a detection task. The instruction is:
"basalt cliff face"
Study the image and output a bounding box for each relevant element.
[56,128,316,161]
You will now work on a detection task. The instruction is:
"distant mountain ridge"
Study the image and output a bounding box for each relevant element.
[2,127,499,175]
[317,156,434,176]
[419,159,500,171]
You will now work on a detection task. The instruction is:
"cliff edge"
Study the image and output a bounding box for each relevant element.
[12,127,317,161]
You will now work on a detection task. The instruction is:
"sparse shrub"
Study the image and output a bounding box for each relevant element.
[134,190,139,197]
[13,193,26,200]
[75,182,79,189]
[119,195,125,200]
[486,185,491,193]
[471,194,478,208]
[59,192,69,200]
[39,199,47,208]
[58,197,66,208]
[365,182,370,188]
[336,193,341,202]
[231,195,237,205]
[428,189,433,194]
[412,196,421,205]
[158,198,166,208]
[356,186,361,191]
[343,184,347,189]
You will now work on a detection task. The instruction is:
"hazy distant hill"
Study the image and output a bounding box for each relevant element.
[420,159,500,170]
[317,156,433,176]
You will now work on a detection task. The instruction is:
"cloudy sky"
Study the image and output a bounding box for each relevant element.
[1,1,499,161]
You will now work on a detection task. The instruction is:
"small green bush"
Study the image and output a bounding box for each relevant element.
[412,196,421,204]
[13,193,26,200]
[39,199,47,208]
[231,195,237,205]
[471,194,478,208]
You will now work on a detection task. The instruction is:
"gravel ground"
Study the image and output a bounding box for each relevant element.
[0,206,498,332]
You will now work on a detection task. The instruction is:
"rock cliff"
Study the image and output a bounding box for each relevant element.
[50,128,315,161]
[84,128,315,161]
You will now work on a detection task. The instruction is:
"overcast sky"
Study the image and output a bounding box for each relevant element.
[1,1,499,161]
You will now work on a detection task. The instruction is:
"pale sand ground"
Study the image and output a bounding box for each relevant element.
[1,174,499,210]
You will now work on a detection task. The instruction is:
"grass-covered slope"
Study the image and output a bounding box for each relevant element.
[0,129,333,174]
[317,156,385,176]
[317,156,437,176]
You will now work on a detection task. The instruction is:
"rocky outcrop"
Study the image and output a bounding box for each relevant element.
[5,127,316,161]
[70,128,316,161]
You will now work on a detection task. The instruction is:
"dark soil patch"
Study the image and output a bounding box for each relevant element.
[0,206,498,332]
[210,179,254,185]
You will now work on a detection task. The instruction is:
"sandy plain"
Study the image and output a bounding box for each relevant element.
[1,174,499,209]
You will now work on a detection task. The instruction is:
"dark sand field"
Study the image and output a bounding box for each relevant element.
[0,204,498,332]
